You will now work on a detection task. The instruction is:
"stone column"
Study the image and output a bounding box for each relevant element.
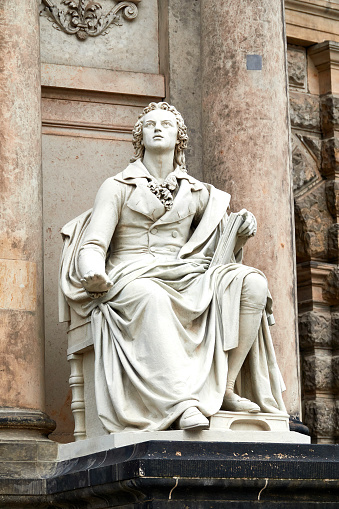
[201,0,301,418]
[0,1,54,438]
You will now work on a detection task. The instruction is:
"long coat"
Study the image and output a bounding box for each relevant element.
[59,160,286,432]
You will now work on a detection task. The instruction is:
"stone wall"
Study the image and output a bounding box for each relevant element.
[288,43,339,443]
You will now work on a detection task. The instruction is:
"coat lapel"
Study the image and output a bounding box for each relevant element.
[115,160,166,221]
[126,184,166,221]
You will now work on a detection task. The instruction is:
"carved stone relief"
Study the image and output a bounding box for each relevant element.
[40,0,141,40]
[288,43,339,443]
[287,46,307,90]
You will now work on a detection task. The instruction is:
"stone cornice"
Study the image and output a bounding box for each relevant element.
[308,41,339,70]
[285,0,339,21]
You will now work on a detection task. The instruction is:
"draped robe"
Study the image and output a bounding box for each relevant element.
[59,160,286,432]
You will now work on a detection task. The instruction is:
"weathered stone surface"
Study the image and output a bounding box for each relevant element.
[321,136,339,178]
[298,311,332,349]
[302,354,333,392]
[323,266,339,304]
[320,94,339,135]
[287,46,307,89]
[328,224,339,262]
[325,180,339,218]
[289,92,320,130]
[332,356,339,392]
[335,400,339,438]
[304,399,335,437]
[0,260,37,311]
[332,313,339,350]
[294,183,333,261]
[0,439,57,479]
[301,135,322,163]
[292,135,319,192]
[0,1,46,415]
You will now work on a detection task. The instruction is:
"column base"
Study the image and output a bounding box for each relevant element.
[0,407,56,440]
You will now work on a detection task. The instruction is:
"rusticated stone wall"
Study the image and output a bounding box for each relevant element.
[288,43,339,443]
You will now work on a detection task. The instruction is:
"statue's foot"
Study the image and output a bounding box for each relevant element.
[178,407,209,430]
[223,393,261,413]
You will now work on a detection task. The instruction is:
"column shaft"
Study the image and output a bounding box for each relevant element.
[0,1,54,437]
[201,0,301,417]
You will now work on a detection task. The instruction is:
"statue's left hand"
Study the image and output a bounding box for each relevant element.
[237,209,257,237]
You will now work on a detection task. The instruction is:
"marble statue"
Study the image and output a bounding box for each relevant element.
[59,102,286,433]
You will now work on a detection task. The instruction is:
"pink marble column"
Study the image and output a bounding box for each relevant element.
[201,0,301,418]
[0,1,54,438]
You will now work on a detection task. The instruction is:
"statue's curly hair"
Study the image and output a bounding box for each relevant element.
[130,102,188,171]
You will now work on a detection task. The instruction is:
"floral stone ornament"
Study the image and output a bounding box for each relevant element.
[40,0,142,41]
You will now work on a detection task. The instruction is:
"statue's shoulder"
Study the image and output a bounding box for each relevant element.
[60,209,92,240]
[95,174,130,202]
[203,182,231,203]
[113,160,149,185]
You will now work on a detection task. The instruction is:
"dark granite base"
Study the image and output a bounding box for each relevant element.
[0,440,338,508]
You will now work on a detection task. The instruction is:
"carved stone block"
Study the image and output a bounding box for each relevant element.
[287,46,307,90]
[40,0,142,41]
[300,135,322,164]
[289,93,320,130]
[302,354,333,392]
[323,266,339,305]
[292,135,319,193]
[294,183,332,260]
[298,311,332,349]
[321,137,339,179]
[332,356,339,392]
[325,180,339,218]
[335,400,339,437]
[320,95,339,136]
[304,399,335,437]
[332,313,339,350]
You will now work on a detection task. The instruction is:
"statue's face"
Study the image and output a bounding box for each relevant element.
[142,109,178,154]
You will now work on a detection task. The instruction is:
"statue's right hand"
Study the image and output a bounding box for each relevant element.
[80,271,113,294]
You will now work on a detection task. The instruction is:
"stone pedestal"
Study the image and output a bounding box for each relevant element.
[201,0,301,419]
[0,1,54,439]
[1,441,338,508]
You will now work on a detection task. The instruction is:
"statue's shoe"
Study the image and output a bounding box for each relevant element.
[178,407,210,430]
[223,394,261,413]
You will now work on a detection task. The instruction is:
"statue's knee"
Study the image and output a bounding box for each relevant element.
[142,280,170,305]
[126,280,167,303]
[241,273,268,309]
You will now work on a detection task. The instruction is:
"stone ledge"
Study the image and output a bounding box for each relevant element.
[285,1,339,44]
[58,428,310,462]
[41,63,165,100]
[286,0,339,21]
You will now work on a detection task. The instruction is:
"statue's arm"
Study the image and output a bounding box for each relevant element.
[78,178,124,294]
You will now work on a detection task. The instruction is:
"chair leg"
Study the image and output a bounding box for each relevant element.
[68,353,86,441]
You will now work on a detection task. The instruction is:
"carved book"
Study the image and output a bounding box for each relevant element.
[210,212,244,267]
